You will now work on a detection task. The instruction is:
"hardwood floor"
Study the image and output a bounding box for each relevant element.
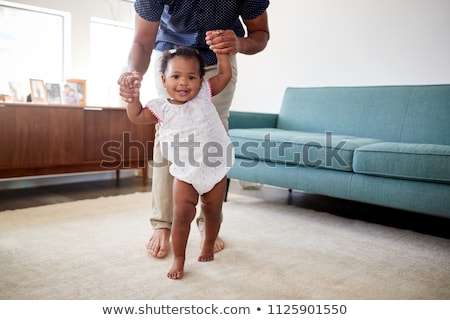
[0,175,150,211]
[1,176,449,239]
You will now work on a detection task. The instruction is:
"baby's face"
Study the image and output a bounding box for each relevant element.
[162,56,202,105]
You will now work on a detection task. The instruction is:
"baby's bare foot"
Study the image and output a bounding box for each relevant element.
[167,258,185,280]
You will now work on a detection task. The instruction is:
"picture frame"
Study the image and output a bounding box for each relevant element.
[64,79,86,105]
[9,81,26,102]
[45,83,62,104]
[29,79,48,104]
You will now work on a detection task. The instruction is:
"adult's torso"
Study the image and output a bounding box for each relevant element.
[134,0,268,65]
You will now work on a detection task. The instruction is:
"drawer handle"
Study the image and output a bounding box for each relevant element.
[84,107,103,111]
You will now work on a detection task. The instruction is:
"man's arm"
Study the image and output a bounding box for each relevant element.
[239,10,270,55]
[118,14,160,102]
[127,14,160,75]
[205,10,270,55]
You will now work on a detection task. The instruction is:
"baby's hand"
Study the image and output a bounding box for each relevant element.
[118,71,142,102]
[205,29,238,54]
[118,71,142,89]
[205,30,224,46]
[206,29,224,37]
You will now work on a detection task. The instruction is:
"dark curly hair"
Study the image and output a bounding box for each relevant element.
[159,47,206,78]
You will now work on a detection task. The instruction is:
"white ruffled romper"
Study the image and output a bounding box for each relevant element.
[146,80,234,195]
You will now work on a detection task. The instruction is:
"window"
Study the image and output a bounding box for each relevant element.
[0,1,70,93]
[89,17,155,107]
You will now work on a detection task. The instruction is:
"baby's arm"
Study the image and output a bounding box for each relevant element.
[126,99,157,125]
[207,31,233,97]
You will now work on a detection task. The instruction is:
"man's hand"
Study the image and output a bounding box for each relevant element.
[117,71,143,103]
[206,30,240,55]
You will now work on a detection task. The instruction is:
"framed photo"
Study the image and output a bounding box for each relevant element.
[45,83,62,104]
[9,81,26,102]
[64,79,86,105]
[29,79,48,104]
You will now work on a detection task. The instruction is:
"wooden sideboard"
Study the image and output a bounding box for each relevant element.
[0,103,154,185]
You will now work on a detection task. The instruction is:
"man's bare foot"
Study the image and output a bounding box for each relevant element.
[200,231,225,253]
[167,257,184,280]
[146,228,171,258]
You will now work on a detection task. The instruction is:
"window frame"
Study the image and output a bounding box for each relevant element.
[0,0,71,84]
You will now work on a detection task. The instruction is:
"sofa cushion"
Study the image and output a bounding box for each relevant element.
[276,85,450,145]
[400,85,450,145]
[353,142,450,183]
[229,128,381,171]
[277,86,411,141]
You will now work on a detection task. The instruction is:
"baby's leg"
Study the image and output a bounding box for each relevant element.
[167,179,198,280]
[199,177,227,262]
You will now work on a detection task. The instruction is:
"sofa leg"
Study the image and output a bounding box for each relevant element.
[224,178,231,202]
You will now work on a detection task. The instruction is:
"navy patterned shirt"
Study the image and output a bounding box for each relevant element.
[134,0,269,65]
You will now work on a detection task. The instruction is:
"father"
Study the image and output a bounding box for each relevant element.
[118,0,270,258]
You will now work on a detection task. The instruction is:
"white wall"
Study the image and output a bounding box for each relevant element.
[234,0,450,112]
[8,0,450,113]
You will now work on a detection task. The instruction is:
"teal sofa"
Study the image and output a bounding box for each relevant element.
[227,85,450,218]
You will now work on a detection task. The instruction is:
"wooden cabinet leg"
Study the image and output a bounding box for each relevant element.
[224,178,230,202]
[115,170,120,186]
[142,166,148,186]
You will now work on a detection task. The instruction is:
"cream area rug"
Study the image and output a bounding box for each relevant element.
[0,191,449,300]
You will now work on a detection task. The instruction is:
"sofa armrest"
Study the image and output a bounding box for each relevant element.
[229,111,278,129]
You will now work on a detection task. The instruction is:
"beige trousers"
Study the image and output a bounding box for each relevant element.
[150,50,237,231]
